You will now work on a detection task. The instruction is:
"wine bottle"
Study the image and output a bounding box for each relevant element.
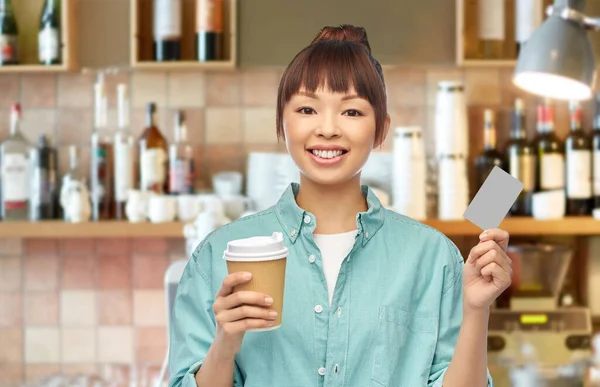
[30,135,59,220]
[478,0,505,59]
[474,109,505,190]
[153,0,182,61]
[506,98,536,216]
[0,0,18,65]
[114,84,135,220]
[565,101,592,215]
[168,111,195,195]
[593,93,600,209]
[139,103,168,193]
[39,0,61,65]
[196,0,223,61]
[515,0,543,54]
[90,76,115,220]
[535,100,565,192]
[0,104,32,221]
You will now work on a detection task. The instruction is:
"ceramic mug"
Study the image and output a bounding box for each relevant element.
[147,195,177,223]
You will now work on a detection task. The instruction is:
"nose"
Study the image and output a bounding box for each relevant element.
[314,112,341,139]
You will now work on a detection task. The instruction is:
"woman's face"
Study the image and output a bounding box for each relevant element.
[282,86,388,186]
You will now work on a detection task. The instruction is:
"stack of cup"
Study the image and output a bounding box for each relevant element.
[392,126,426,220]
[223,232,288,331]
[434,81,470,220]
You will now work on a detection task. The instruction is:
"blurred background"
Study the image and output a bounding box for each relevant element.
[1,0,600,386]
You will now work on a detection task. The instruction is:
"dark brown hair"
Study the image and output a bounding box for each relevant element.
[275,25,387,144]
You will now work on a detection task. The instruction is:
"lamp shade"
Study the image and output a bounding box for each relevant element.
[513,8,596,101]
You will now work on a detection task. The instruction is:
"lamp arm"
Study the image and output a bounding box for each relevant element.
[548,4,600,30]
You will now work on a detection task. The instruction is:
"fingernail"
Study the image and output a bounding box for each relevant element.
[243,272,252,279]
[269,310,278,317]
[265,297,273,305]
[479,232,488,240]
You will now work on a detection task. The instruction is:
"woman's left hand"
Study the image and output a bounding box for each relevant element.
[463,228,513,313]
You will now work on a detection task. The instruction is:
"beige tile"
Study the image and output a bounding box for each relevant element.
[105,72,131,108]
[136,327,167,364]
[61,328,96,364]
[61,255,96,290]
[60,291,97,326]
[25,327,60,363]
[168,72,206,108]
[464,68,501,106]
[98,290,132,325]
[167,108,204,145]
[21,74,57,108]
[205,107,242,144]
[21,109,57,144]
[25,364,61,383]
[0,328,23,363]
[57,108,93,145]
[132,73,167,109]
[0,75,19,108]
[25,239,57,256]
[133,254,168,289]
[133,290,166,327]
[61,364,99,377]
[97,326,133,363]
[426,68,465,106]
[24,256,59,291]
[242,70,280,106]
[0,239,22,256]
[0,363,24,385]
[25,292,59,326]
[206,72,241,106]
[0,293,22,327]
[0,256,21,292]
[385,69,426,107]
[57,73,94,108]
[57,145,91,177]
[243,108,277,145]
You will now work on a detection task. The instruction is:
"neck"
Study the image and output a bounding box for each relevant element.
[295,174,367,234]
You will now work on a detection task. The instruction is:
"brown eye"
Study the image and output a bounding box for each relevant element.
[298,107,315,115]
[344,109,362,117]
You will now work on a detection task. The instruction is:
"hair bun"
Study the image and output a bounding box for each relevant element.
[310,24,371,53]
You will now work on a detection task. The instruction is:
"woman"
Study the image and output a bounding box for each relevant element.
[169,25,512,387]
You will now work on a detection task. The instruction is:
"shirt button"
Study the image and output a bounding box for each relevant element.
[318,367,326,376]
[337,307,342,317]
[291,229,296,236]
[304,215,311,224]
[365,231,369,238]
[314,304,323,313]
[308,255,316,263]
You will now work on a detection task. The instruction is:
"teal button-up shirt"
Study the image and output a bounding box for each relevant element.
[169,183,494,387]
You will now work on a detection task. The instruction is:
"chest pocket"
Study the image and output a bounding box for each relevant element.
[371,306,437,387]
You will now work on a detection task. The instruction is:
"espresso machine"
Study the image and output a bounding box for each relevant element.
[487,244,593,387]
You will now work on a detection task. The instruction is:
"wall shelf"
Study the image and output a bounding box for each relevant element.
[1,0,78,73]
[0,217,597,239]
[130,0,237,70]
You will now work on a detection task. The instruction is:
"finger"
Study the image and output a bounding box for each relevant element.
[223,318,275,334]
[217,305,277,325]
[216,272,253,298]
[479,229,510,251]
[474,249,512,276]
[467,240,497,263]
[217,290,274,311]
[481,262,512,287]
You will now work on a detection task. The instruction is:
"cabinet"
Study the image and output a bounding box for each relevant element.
[237,0,456,68]
[0,0,77,73]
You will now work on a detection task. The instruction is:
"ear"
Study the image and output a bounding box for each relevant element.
[374,114,391,149]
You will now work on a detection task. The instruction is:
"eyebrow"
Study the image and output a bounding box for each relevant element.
[295,91,362,101]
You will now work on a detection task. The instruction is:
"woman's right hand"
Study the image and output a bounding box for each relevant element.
[212,272,278,357]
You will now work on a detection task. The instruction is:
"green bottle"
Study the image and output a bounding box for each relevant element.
[0,0,19,65]
[39,0,61,65]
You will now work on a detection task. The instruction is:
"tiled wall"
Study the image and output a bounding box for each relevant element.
[0,66,597,386]
[0,237,187,385]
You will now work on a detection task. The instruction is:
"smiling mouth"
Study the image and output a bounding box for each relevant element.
[307,149,349,159]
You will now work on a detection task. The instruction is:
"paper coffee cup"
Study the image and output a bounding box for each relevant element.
[223,232,288,331]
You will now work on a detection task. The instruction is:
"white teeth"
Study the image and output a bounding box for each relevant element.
[311,149,344,159]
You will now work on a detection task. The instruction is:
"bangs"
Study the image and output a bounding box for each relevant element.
[276,40,387,140]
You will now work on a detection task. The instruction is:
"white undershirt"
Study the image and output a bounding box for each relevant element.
[313,230,358,305]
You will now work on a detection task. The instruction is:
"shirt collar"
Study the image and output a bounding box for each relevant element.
[275,182,385,246]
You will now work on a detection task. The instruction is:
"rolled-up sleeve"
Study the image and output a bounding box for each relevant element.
[168,240,244,387]
[428,242,494,387]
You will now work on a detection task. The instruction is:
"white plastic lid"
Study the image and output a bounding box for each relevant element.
[395,126,422,135]
[223,232,288,262]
